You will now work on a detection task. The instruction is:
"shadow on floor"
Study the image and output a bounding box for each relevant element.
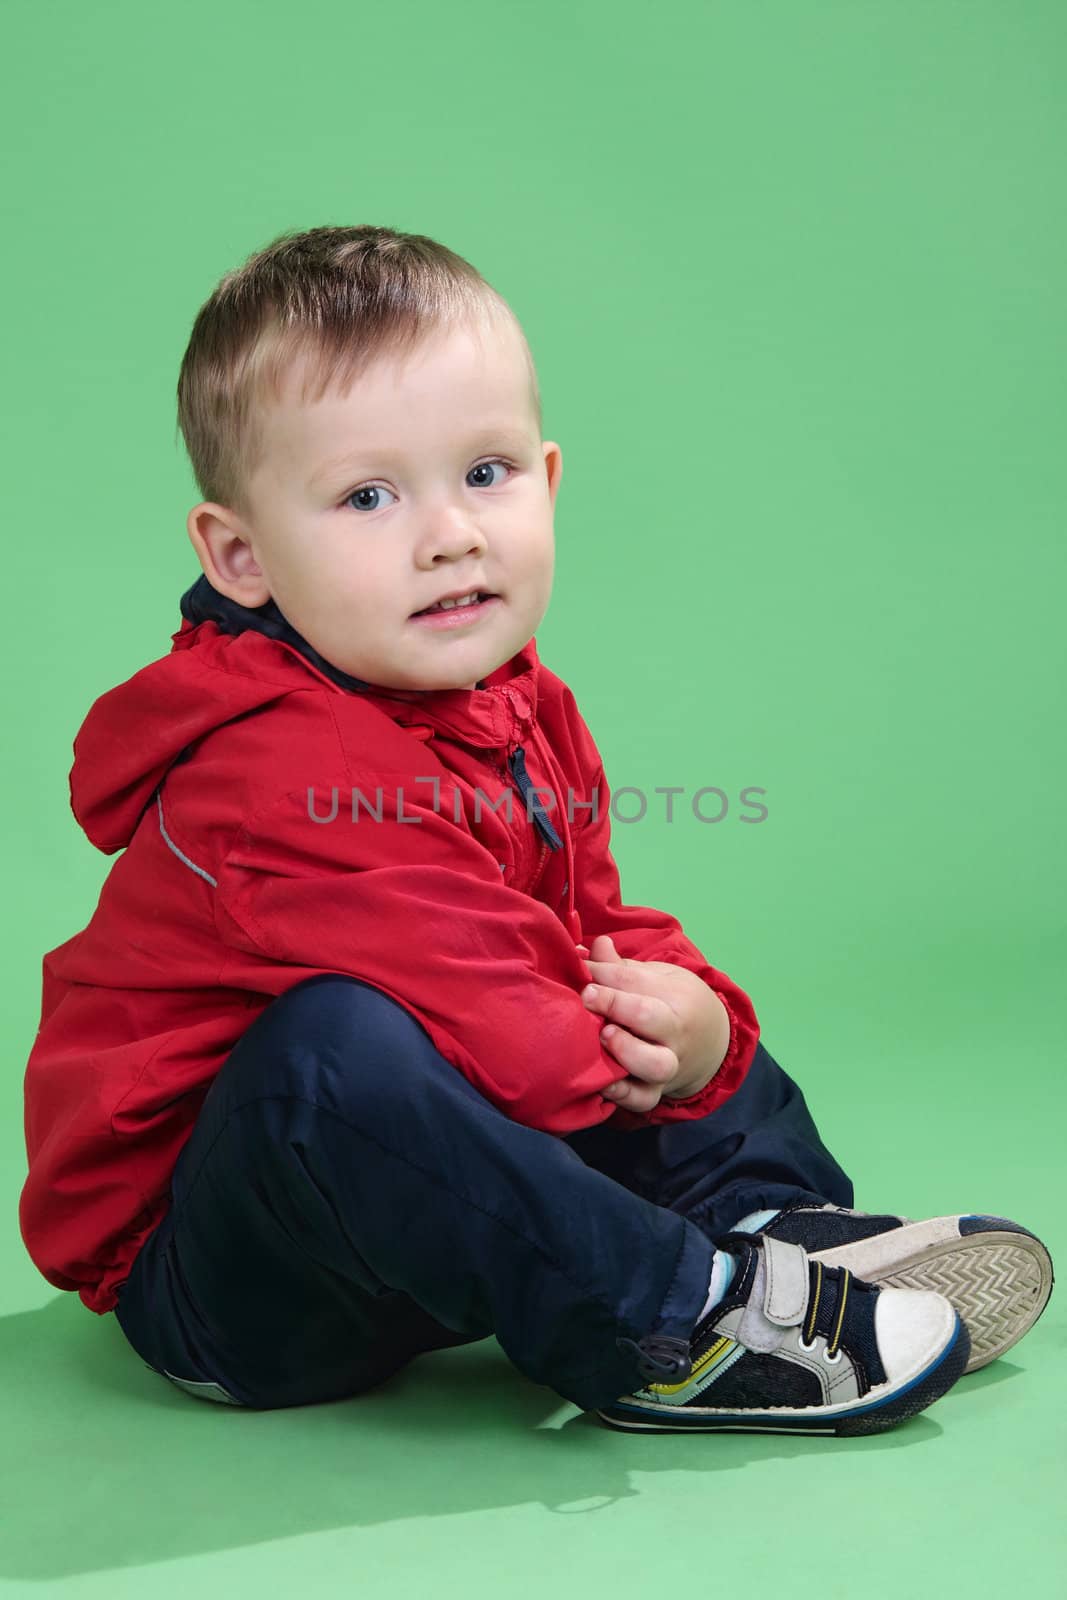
[1,1292,1026,1579]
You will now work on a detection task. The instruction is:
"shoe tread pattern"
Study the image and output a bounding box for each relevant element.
[877,1238,1051,1371]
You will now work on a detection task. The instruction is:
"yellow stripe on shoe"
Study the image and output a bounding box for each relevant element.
[648,1336,739,1398]
[828,1269,850,1358]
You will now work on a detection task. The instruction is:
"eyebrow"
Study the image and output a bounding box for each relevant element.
[309,426,535,488]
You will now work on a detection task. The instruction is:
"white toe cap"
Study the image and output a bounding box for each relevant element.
[873,1287,958,1384]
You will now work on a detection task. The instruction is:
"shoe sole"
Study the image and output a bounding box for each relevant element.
[805,1216,1054,1374]
[596,1311,970,1437]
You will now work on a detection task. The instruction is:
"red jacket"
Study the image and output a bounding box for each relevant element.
[20,582,760,1316]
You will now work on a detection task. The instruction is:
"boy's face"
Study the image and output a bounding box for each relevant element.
[187,315,562,693]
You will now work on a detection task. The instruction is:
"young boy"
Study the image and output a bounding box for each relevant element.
[20,224,1053,1432]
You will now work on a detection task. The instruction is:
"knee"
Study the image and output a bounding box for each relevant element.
[268,974,406,1031]
[245,975,443,1106]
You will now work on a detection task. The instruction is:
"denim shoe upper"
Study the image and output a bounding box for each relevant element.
[760,1201,908,1253]
[618,1232,890,1410]
[708,1232,888,1397]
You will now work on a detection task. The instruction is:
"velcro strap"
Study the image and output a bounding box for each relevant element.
[760,1234,809,1325]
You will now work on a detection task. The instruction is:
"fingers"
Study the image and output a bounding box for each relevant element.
[602,1070,663,1112]
[581,955,663,997]
[597,1016,678,1091]
[581,982,675,1058]
[582,941,676,1111]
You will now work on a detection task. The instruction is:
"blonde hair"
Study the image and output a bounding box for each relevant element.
[176,224,542,521]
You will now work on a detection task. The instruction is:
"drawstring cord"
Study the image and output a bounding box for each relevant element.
[507,745,563,850]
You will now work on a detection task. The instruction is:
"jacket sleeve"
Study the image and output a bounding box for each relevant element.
[570,752,761,1129]
[213,775,630,1136]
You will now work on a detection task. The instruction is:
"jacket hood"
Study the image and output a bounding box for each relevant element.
[69,574,543,855]
[178,573,380,694]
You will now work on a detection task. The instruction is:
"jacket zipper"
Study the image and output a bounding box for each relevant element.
[490,749,552,892]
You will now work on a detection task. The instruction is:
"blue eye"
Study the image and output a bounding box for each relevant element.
[467,459,512,489]
[344,484,397,513]
[341,458,514,513]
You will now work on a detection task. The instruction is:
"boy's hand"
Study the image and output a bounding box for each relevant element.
[578,934,730,1114]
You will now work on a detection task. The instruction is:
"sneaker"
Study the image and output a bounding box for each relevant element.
[757,1204,1054,1373]
[598,1231,970,1436]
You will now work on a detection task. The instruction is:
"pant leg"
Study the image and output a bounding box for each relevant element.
[113,974,716,1413]
[562,1039,855,1241]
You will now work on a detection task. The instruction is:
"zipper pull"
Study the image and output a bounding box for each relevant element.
[508,745,563,850]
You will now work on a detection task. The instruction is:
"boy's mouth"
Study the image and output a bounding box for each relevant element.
[411,591,498,619]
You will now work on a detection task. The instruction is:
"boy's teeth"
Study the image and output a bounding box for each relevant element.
[429,592,479,612]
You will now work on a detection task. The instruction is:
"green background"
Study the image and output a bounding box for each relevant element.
[3,0,1064,1594]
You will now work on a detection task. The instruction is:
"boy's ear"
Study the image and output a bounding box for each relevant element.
[542,441,563,507]
[186,503,272,608]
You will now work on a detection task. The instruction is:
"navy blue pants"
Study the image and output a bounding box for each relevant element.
[113,975,853,1412]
